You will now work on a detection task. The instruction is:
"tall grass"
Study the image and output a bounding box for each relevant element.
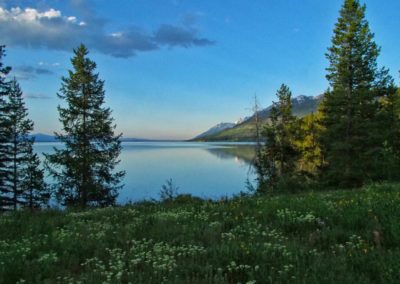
[1,183,400,283]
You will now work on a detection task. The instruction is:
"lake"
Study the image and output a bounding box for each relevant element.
[33,142,257,203]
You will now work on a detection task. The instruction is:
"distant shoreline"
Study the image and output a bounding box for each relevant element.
[33,140,257,144]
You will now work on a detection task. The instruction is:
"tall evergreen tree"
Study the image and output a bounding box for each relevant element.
[255,84,298,191]
[320,0,391,187]
[6,79,48,210]
[45,44,125,208]
[0,46,12,210]
[7,79,33,209]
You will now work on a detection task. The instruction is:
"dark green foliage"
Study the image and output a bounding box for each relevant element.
[375,78,400,180]
[255,84,298,191]
[0,46,12,210]
[22,150,50,210]
[7,79,34,209]
[0,48,48,211]
[319,0,394,187]
[1,78,49,210]
[325,0,379,89]
[45,44,125,208]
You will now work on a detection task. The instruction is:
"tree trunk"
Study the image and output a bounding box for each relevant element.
[12,130,17,210]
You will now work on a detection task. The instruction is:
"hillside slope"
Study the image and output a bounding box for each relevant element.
[194,95,322,141]
[194,122,236,139]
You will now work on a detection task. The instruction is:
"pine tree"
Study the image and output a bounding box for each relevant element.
[22,150,50,210]
[273,84,298,176]
[45,44,125,208]
[320,0,391,187]
[0,46,12,211]
[6,78,49,210]
[6,79,35,209]
[255,84,298,191]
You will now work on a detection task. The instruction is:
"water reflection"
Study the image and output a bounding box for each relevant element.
[205,145,256,164]
[34,142,257,202]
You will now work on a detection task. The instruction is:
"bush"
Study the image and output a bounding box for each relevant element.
[173,194,203,204]
[159,178,179,202]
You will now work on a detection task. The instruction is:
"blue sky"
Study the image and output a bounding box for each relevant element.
[1,0,399,139]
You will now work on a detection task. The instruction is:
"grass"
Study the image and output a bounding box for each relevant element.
[1,183,400,283]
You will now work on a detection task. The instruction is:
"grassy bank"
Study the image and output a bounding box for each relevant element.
[1,184,400,283]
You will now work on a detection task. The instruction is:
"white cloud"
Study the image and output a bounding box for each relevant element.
[0,6,214,58]
[0,6,85,51]
[67,16,77,22]
[42,8,61,19]
[111,32,123,38]
[3,7,61,22]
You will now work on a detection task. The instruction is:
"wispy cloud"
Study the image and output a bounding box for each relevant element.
[154,24,215,48]
[0,6,215,58]
[181,11,204,26]
[38,61,60,67]
[23,92,52,99]
[13,65,54,80]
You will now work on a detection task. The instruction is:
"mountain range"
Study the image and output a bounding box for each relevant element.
[194,122,236,139]
[193,95,323,141]
[30,133,59,142]
[30,133,154,143]
[30,95,322,143]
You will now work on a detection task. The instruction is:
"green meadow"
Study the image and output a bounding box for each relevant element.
[1,183,400,283]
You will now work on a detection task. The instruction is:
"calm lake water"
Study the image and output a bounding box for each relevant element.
[33,142,256,203]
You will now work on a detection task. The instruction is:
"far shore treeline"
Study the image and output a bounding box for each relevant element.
[1,0,400,211]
